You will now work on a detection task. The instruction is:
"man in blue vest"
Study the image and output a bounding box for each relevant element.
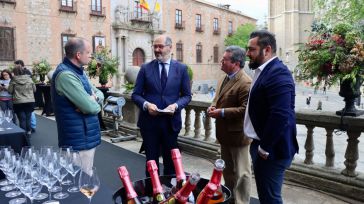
[52,37,104,171]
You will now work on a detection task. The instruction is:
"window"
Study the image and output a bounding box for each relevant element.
[134,0,143,18]
[61,34,75,59]
[196,43,202,63]
[61,0,73,7]
[213,18,219,31]
[228,21,233,34]
[196,14,201,29]
[176,41,183,62]
[213,45,219,63]
[91,0,102,12]
[175,9,182,26]
[0,27,15,61]
[132,48,145,66]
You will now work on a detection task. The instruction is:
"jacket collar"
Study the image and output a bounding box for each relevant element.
[63,57,84,75]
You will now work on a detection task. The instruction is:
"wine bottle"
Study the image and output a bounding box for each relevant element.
[205,159,225,204]
[117,166,142,204]
[146,160,166,203]
[161,173,200,204]
[171,148,186,191]
[196,182,218,204]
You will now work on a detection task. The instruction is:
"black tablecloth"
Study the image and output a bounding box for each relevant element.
[0,122,28,179]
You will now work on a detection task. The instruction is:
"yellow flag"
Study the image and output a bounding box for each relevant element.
[140,0,150,11]
[154,2,160,13]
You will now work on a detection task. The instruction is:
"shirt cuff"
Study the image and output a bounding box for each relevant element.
[174,103,178,111]
[258,145,269,156]
[221,108,225,117]
[143,101,149,111]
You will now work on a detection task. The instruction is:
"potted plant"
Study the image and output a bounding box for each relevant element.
[87,47,119,86]
[187,65,193,90]
[297,22,364,116]
[33,59,52,83]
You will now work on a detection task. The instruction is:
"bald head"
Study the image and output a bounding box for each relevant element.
[64,37,92,67]
[154,35,172,46]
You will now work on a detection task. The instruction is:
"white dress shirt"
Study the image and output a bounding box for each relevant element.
[244,57,277,140]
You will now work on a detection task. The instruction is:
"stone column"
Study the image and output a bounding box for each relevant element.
[341,130,360,177]
[304,125,314,164]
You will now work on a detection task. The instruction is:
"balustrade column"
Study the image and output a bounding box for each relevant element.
[304,125,314,164]
[341,130,360,177]
[184,107,191,136]
[194,109,202,139]
[325,128,335,167]
[203,112,212,141]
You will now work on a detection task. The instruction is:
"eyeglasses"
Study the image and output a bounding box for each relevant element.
[152,44,170,49]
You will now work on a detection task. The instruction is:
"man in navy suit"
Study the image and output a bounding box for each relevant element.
[243,30,299,203]
[132,35,192,176]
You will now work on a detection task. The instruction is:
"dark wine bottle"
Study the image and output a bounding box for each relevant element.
[117,166,143,204]
[196,182,218,204]
[146,160,166,203]
[161,173,200,204]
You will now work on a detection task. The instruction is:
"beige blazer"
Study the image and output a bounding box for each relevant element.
[211,69,252,146]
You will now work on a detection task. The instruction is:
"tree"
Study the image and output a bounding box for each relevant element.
[224,23,256,48]
[314,0,364,26]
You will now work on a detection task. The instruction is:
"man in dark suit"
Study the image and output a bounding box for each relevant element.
[207,46,252,204]
[243,30,299,203]
[132,35,192,176]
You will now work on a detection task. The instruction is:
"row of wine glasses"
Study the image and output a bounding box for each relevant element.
[0,145,99,204]
[0,109,13,131]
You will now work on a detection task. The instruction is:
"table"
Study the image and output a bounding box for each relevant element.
[0,122,28,179]
[0,181,115,204]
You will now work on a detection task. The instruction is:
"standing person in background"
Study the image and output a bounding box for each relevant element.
[0,70,14,111]
[14,60,32,76]
[52,37,104,171]
[244,30,299,204]
[8,65,36,140]
[132,35,191,176]
[207,46,252,204]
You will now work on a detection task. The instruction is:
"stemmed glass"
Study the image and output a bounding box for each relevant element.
[79,167,100,204]
[4,109,13,129]
[0,109,4,131]
[59,146,72,186]
[18,167,43,204]
[66,151,81,193]
[40,166,58,204]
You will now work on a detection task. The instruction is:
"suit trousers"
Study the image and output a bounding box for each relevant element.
[78,147,96,173]
[140,116,178,176]
[250,141,293,204]
[221,144,251,204]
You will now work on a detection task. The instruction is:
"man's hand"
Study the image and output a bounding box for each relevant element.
[163,104,177,115]
[147,103,159,116]
[207,106,221,118]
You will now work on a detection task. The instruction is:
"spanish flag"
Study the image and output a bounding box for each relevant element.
[140,0,150,11]
[154,1,160,13]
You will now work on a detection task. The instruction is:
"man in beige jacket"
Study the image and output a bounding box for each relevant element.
[207,46,252,204]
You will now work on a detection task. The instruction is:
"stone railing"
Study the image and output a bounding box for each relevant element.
[107,92,364,202]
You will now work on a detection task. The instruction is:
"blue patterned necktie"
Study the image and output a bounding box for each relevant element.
[160,63,167,89]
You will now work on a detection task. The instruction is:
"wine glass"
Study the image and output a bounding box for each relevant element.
[59,146,73,186]
[0,109,4,131]
[4,109,13,129]
[66,151,81,193]
[79,167,100,204]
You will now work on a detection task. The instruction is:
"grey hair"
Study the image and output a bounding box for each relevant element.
[65,37,87,59]
[225,45,246,68]
[165,36,172,46]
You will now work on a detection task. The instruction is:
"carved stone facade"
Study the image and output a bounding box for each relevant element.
[0,0,111,70]
[268,0,314,72]
[110,0,256,90]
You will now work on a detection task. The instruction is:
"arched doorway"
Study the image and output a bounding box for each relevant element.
[132,48,145,66]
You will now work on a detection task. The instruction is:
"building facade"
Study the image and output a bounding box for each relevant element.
[162,0,256,84]
[268,0,314,72]
[0,0,111,71]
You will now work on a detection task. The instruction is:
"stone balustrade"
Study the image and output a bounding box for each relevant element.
[107,92,364,202]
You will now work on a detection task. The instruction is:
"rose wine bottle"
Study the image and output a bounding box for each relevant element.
[196,182,218,204]
[171,148,186,191]
[161,173,200,204]
[147,160,166,204]
[117,166,143,204]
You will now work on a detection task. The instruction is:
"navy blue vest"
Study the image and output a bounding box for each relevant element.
[51,58,100,151]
